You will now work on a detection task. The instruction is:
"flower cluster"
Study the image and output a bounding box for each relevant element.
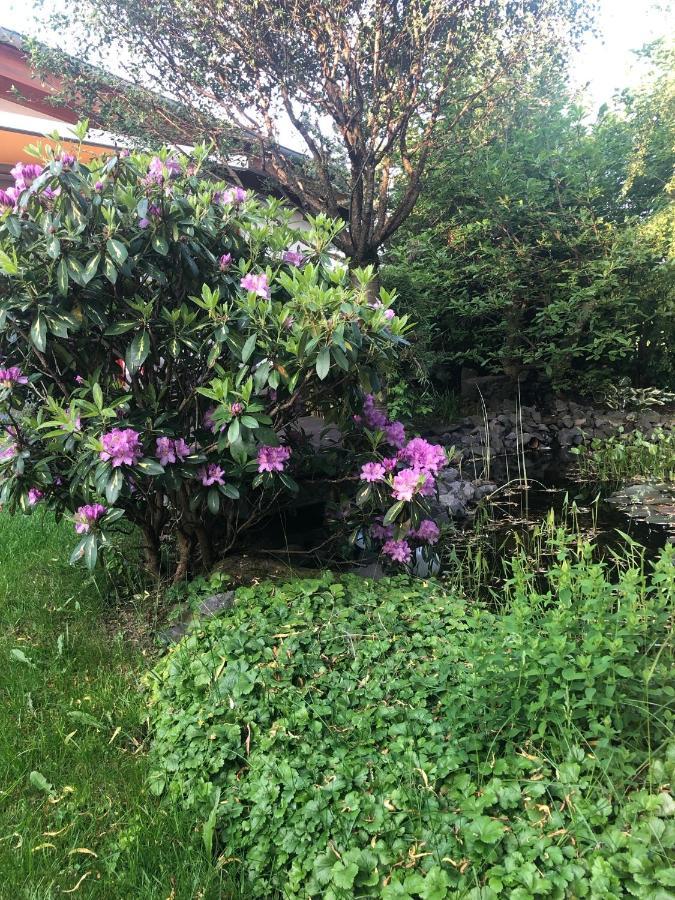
[282,249,304,267]
[257,445,291,473]
[198,463,226,486]
[27,487,44,506]
[241,272,270,299]
[355,394,407,449]
[219,253,232,270]
[99,428,143,467]
[156,436,191,466]
[0,366,28,389]
[74,503,107,534]
[10,162,43,191]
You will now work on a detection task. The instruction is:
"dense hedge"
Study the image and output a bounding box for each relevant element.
[147,547,675,898]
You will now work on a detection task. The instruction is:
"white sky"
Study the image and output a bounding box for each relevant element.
[1,0,673,143]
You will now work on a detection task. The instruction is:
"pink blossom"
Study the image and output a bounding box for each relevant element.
[240,272,270,299]
[230,402,244,416]
[384,421,406,449]
[94,180,104,192]
[75,375,85,385]
[382,457,398,472]
[59,153,76,168]
[174,438,191,460]
[28,487,44,506]
[257,445,291,473]
[360,461,386,483]
[165,157,182,178]
[74,503,107,534]
[222,186,246,204]
[399,438,447,475]
[392,467,426,502]
[219,253,232,270]
[138,217,150,229]
[282,249,304,267]
[382,539,412,564]
[99,428,143,467]
[0,189,15,209]
[10,162,43,191]
[198,463,225,486]
[410,519,440,544]
[0,367,28,389]
[156,436,177,466]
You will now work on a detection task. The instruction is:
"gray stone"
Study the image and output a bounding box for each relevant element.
[158,590,235,644]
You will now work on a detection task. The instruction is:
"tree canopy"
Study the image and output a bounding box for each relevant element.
[36,0,593,265]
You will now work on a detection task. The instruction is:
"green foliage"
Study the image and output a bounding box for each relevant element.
[0,511,233,897]
[383,44,675,394]
[148,544,674,897]
[573,427,675,484]
[0,142,408,575]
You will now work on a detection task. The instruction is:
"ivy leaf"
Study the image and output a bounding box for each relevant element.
[332,861,359,890]
[316,347,330,380]
[126,330,150,374]
[106,238,128,266]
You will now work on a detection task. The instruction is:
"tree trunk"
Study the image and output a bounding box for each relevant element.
[141,524,161,577]
[172,529,193,584]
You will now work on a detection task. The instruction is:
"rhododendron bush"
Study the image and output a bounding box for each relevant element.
[0,143,410,578]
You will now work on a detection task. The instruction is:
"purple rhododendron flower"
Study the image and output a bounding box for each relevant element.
[257,445,291,473]
[410,519,440,544]
[361,394,388,430]
[28,487,44,506]
[156,436,177,466]
[222,186,246,204]
[0,189,15,208]
[392,467,425,502]
[74,503,107,534]
[360,461,386,483]
[382,456,398,472]
[75,375,85,385]
[399,438,447,475]
[60,153,76,168]
[371,522,394,541]
[198,463,225,486]
[0,366,28,389]
[94,180,104,191]
[100,428,143,467]
[219,253,232,270]
[138,217,150,229]
[382,539,412,564]
[384,421,406,449]
[165,158,181,178]
[174,438,191,460]
[230,402,244,416]
[240,272,270,299]
[282,249,304,267]
[10,162,43,191]
[384,309,396,320]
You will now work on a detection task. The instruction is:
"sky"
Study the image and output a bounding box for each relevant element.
[1,0,673,137]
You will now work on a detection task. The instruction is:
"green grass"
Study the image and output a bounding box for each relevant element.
[0,511,232,898]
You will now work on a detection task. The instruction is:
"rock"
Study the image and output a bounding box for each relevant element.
[557,426,583,447]
[607,482,675,535]
[158,590,235,644]
[438,467,460,485]
[349,560,386,580]
[474,482,498,500]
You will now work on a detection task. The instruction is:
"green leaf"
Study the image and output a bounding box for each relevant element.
[29,771,53,794]
[207,489,220,515]
[10,648,34,667]
[56,257,68,295]
[383,500,405,526]
[83,533,98,571]
[316,347,330,380]
[332,861,359,890]
[136,458,165,476]
[93,383,103,409]
[104,320,136,336]
[81,252,101,285]
[103,256,118,284]
[228,418,241,444]
[46,235,61,259]
[66,256,85,286]
[240,415,259,429]
[0,248,19,275]
[152,233,169,256]
[356,483,372,506]
[31,313,47,352]
[106,238,128,266]
[126,331,150,374]
[241,333,257,363]
[202,787,221,855]
[106,468,124,504]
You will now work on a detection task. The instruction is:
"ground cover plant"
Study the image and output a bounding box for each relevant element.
[148,539,675,898]
[0,510,231,898]
[0,143,409,579]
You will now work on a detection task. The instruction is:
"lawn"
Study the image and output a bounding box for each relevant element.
[0,511,230,898]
